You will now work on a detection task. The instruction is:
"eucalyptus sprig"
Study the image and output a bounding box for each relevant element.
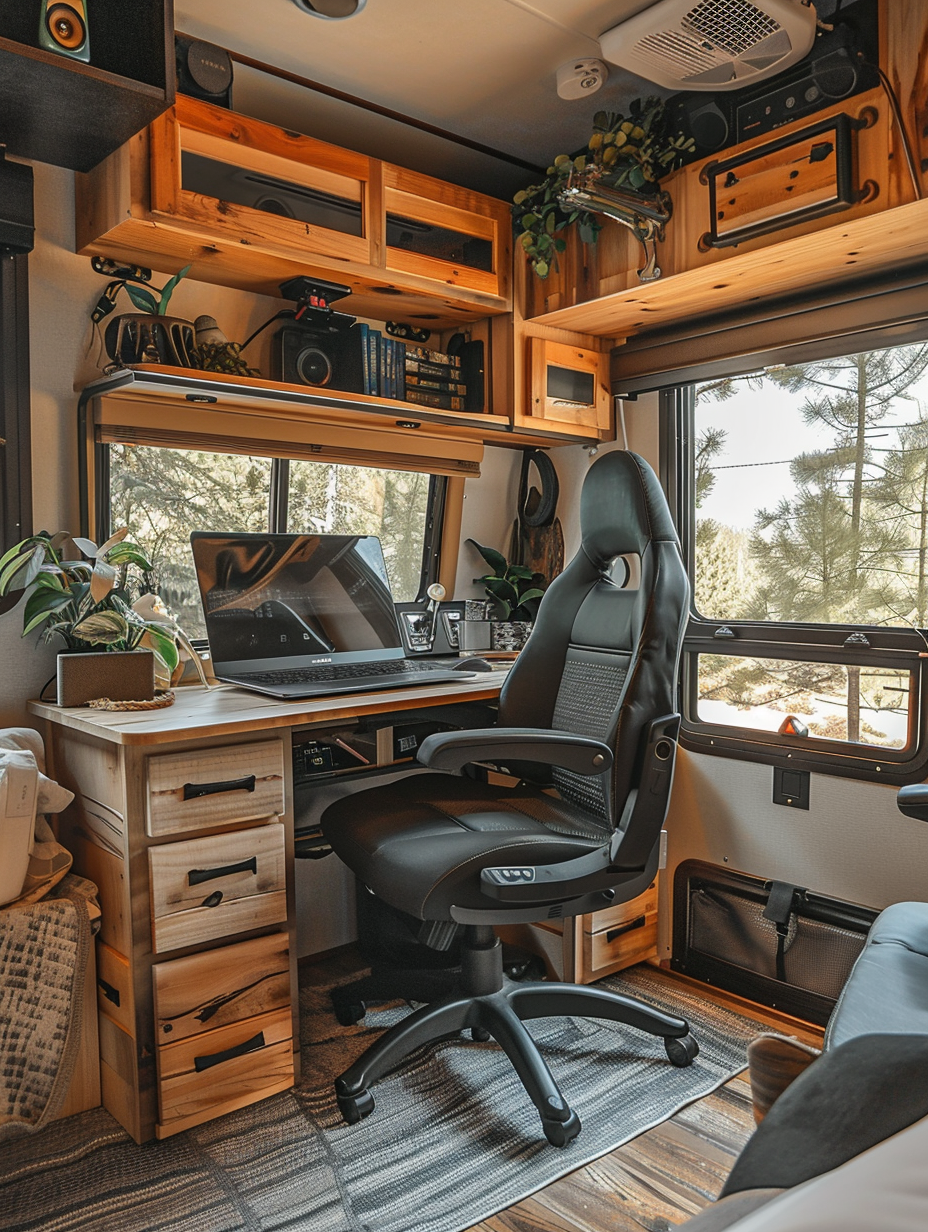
[512,97,693,278]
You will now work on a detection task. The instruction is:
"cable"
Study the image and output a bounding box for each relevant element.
[874,63,923,202]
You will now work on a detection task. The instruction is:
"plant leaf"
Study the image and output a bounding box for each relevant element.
[0,552,30,595]
[21,588,72,637]
[71,536,99,558]
[124,284,158,314]
[90,560,118,604]
[140,624,179,674]
[96,526,130,556]
[72,610,130,646]
[156,264,192,315]
[466,539,508,576]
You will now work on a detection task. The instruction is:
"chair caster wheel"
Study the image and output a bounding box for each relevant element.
[665,1033,699,1067]
[542,1108,581,1147]
[334,1000,366,1027]
[336,1086,375,1124]
[471,1026,491,1042]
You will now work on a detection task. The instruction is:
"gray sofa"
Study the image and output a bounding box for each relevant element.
[682,901,928,1231]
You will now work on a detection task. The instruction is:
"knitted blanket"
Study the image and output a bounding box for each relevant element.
[0,892,90,1138]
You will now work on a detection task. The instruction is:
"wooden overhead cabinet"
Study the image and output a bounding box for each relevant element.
[76,97,512,327]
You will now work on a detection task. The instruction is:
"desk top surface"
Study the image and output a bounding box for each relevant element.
[27,670,509,747]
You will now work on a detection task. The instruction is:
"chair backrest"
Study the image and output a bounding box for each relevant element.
[498,450,690,830]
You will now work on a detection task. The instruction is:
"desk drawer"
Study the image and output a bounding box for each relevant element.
[146,740,286,837]
[582,908,658,978]
[156,1006,293,1133]
[152,932,291,1046]
[149,823,287,953]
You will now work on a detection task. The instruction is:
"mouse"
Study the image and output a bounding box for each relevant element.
[453,657,494,672]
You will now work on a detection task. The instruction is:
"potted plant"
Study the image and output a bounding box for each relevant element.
[467,539,546,651]
[0,527,207,705]
[512,97,694,282]
[93,260,195,368]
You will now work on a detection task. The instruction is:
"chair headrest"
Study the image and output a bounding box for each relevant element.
[580,450,678,563]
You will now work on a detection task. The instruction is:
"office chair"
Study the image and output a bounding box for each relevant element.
[321,449,697,1146]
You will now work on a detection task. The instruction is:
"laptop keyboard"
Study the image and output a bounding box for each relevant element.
[235,660,456,686]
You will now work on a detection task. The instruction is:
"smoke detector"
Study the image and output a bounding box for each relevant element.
[599,0,817,91]
[556,57,609,100]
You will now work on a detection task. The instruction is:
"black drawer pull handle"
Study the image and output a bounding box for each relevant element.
[193,1030,266,1073]
[188,856,258,886]
[97,978,121,1007]
[201,890,224,908]
[183,774,257,802]
[606,915,646,944]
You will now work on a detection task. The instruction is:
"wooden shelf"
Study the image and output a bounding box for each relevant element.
[525,197,928,341]
[78,365,603,449]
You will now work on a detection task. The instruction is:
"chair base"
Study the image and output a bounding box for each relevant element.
[333,926,699,1147]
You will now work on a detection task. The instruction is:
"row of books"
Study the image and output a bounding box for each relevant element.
[355,324,467,411]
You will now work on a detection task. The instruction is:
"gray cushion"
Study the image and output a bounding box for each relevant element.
[826,901,928,1049]
[679,1191,785,1232]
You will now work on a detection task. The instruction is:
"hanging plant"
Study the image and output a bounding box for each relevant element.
[512,98,694,278]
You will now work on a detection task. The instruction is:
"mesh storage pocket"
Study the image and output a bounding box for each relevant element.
[674,861,878,1024]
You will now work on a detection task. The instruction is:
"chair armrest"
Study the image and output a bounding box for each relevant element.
[416,727,613,776]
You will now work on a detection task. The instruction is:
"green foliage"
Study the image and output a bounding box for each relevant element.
[467,539,546,621]
[96,263,192,318]
[0,527,180,676]
[512,98,693,278]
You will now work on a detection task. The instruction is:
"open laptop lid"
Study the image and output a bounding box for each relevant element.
[190,532,406,675]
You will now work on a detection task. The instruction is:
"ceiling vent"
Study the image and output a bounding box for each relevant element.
[599,0,817,91]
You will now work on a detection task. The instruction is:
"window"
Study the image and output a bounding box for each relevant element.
[676,336,928,779]
[106,444,443,640]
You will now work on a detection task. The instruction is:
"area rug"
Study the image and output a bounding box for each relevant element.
[0,966,761,1232]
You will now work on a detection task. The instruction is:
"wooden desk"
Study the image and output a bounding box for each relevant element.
[29,673,506,1142]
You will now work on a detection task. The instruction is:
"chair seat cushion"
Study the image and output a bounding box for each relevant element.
[826,901,928,1049]
[321,773,606,920]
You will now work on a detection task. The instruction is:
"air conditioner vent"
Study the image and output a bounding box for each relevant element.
[599,0,817,91]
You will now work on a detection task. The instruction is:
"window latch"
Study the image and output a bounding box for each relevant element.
[713,625,736,639]
[844,632,870,647]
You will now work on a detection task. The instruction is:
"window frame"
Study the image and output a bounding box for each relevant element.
[663,346,928,786]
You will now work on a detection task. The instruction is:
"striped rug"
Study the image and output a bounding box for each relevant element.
[1,966,760,1232]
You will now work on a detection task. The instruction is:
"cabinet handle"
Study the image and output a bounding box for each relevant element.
[193,1030,265,1073]
[605,915,645,944]
[187,856,257,886]
[97,977,121,1007]
[183,774,257,801]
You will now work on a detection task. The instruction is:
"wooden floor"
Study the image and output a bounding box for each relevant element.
[304,950,823,1232]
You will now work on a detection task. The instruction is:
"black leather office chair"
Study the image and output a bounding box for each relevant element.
[321,450,697,1146]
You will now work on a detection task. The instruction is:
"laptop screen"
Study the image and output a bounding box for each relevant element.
[190,532,405,671]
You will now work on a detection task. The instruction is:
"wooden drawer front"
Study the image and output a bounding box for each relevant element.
[583,912,658,979]
[152,932,291,1046]
[96,942,135,1036]
[149,823,287,953]
[583,881,658,934]
[146,740,286,837]
[156,1007,293,1131]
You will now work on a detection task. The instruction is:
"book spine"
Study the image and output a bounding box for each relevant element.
[356,323,371,394]
[405,357,464,381]
[386,337,396,399]
[405,373,468,395]
[369,329,381,397]
[396,341,407,400]
[404,344,461,368]
[405,389,466,411]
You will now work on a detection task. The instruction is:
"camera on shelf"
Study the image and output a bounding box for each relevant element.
[271,277,364,392]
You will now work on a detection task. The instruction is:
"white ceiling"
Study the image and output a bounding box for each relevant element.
[175,0,665,195]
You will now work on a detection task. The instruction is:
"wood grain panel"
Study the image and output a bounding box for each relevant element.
[146,738,285,836]
[96,942,135,1036]
[152,931,291,1045]
[582,914,658,978]
[156,1007,293,1129]
[148,822,287,952]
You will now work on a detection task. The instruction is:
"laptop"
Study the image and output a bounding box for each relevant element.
[190,531,476,698]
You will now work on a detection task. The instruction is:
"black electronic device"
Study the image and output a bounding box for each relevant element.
[273,321,365,391]
[666,0,879,164]
[0,157,35,255]
[453,657,493,673]
[280,276,351,309]
[175,36,233,108]
[394,600,466,657]
[39,0,89,62]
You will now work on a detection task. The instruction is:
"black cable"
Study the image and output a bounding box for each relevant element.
[239,308,297,353]
[873,62,923,202]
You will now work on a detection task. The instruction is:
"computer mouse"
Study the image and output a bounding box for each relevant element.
[453,657,494,672]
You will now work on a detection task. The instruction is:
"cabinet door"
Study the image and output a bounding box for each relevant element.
[150,97,375,268]
[383,165,511,301]
[522,336,612,437]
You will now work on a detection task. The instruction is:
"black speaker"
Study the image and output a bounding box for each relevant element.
[0,158,34,255]
[273,322,365,393]
[667,96,732,163]
[39,0,89,62]
[175,36,233,108]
